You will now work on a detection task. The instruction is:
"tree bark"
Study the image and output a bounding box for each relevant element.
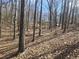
[32,0,38,42]
[13,0,17,40]
[19,0,25,53]
[0,0,2,38]
[39,0,42,36]
[26,0,31,31]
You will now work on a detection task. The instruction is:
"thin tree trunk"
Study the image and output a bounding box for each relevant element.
[39,0,42,36]
[0,0,2,38]
[10,0,13,38]
[47,0,53,31]
[17,0,21,31]
[27,0,30,31]
[61,0,66,29]
[49,8,52,30]
[59,0,63,27]
[67,0,73,29]
[71,0,76,24]
[32,0,38,42]
[13,0,17,40]
[63,0,69,33]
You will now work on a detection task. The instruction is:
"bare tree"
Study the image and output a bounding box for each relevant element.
[32,0,38,42]
[9,0,13,37]
[71,0,77,24]
[61,0,67,29]
[39,0,43,36]
[67,0,73,29]
[26,0,31,31]
[19,0,25,53]
[47,0,53,31]
[13,0,17,40]
[0,0,2,38]
[53,0,58,28]
[63,0,70,33]
[59,0,63,27]
[17,0,21,31]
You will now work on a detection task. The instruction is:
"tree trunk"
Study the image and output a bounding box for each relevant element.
[32,0,38,42]
[13,0,17,40]
[26,0,31,31]
[67,0,73,29]
[17,0,21,31]
[0,0,2,38]
[61,0,66,29]
[63,0,69,33]
[39,0,42,36]
[19,0,25,53]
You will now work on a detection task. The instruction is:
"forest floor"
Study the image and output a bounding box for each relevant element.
[12,27,79,59]
[0,27,79,59]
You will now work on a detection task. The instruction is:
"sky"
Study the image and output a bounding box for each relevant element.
[31,0,48,13]
[3,0,79,13]
[2,0,48,12]
[2,0,9,3]
[2,0,79,20]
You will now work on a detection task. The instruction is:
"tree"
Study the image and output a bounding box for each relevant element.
[10,0,13,20]
[53,0,58,28]
[0,0,2,38]
[17,0,21,31]
[61,0,66,29]
[9,0,13,37]
[71,0,77,24]
[67,0,73,29]
[26,0,31,31]
[32,0,38,42]
[63,0,69,33]
[18,0,25,53]
[13,0,17,40]
[39,0,43,36]
[47,0,53,31]
[59,0,63,27]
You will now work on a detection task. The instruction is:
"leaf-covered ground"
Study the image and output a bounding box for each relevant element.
[1,25,79,59]
[12,30,79,59]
